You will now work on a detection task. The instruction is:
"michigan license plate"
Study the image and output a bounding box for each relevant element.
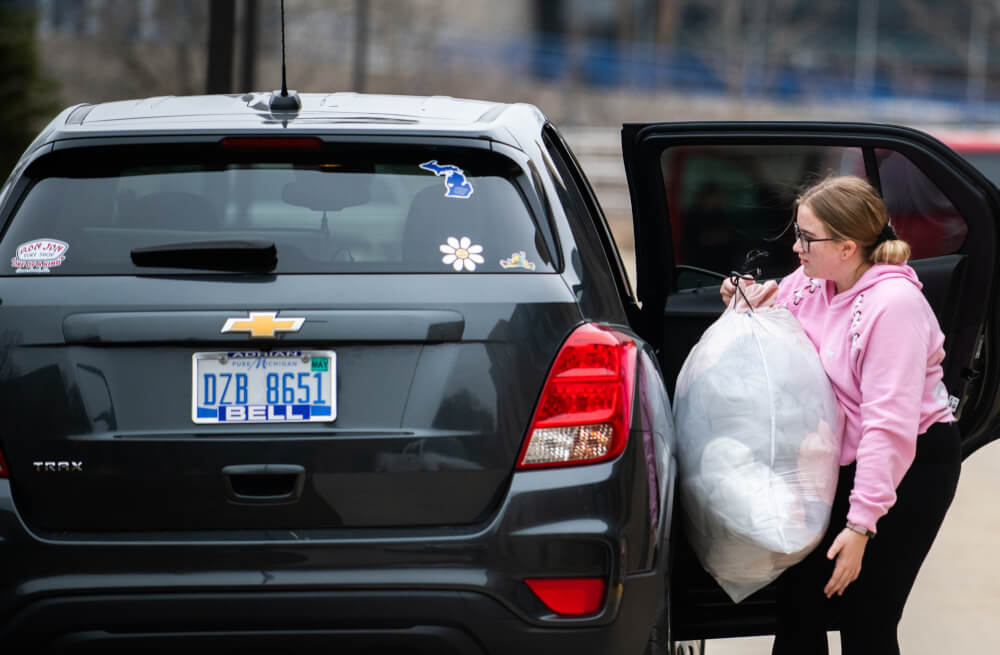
[192,350,336,424]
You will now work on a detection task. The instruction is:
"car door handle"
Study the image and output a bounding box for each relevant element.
[222,464,305,504]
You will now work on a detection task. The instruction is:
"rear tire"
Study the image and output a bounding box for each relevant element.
[673,640,706,655]
[642,593,669,655]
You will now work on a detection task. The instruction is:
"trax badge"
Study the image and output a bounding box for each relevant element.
[33,460,83,472]
[221,312,305,339]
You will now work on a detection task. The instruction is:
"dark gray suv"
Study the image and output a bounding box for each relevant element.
[0,92,998,654]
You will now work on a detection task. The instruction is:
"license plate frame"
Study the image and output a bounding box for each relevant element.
[191,350,336,424]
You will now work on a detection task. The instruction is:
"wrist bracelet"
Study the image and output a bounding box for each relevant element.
[845,521,875,539]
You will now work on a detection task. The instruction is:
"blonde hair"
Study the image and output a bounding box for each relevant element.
[797,175,910,265]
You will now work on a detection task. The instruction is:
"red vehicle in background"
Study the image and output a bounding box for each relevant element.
[931,128,1000,187]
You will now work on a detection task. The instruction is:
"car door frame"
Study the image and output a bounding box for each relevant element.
[622,121,1000,456]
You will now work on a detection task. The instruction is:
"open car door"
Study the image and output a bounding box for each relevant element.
[621,122,1000,640]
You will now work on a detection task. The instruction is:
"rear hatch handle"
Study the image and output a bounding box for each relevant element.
[222,464,305,504]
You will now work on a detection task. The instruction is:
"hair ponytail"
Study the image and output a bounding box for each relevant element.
[871,239,910,265]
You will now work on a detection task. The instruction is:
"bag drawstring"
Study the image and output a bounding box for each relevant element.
[729,249,770,314]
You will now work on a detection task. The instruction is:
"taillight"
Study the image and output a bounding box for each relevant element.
[517,323,636,469]
[0,447,8,479]
[220,137,323,151]
[524,577,606,615]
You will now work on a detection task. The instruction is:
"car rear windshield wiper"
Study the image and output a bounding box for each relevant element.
[130,240,278,272]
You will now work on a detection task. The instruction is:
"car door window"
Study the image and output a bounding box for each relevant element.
[662,145,863,286]
[876,149,968,259]
[661,144,969,289]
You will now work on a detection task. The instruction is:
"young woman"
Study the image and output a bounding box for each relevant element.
[721,175,960,655]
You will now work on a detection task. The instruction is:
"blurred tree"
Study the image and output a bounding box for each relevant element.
[369,0,443,95]
[618,0,634,44]
[655,0,681,47]
[352,0,368,92]
[0,2,60,180]
[206,0,236,94]
[42,0,208,102]
[759,0,838,96]
[240,0,259,92]
[687,0,838,97]
[764,0,839,61]
[897,0,969,58]
[532,0,567,80]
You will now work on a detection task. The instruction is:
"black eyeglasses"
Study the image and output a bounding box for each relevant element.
[793,222,837,253]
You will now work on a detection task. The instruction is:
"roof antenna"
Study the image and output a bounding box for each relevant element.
[279,0,288,96]
[270,0,301,111]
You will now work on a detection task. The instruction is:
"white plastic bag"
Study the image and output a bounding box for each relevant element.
[673,281,843,602]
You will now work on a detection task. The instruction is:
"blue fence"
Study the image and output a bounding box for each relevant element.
[434,32,995,119]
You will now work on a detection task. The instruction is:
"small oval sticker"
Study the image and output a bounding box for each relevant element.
[12,238,69,273]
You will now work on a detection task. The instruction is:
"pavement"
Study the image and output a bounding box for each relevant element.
[706,439,1000,654]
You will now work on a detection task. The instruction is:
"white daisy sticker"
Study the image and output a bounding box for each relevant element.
[440,236,484,271]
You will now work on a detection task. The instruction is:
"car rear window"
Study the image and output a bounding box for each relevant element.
[2,143,555,275]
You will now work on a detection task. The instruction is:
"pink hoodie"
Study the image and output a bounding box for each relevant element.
[776,264,954,533]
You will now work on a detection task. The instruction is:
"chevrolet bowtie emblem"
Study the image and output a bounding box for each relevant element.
[221,312,305,339]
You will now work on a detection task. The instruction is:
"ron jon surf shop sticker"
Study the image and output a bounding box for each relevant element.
[12,238,69,273]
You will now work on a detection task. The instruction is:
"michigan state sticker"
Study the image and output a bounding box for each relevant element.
[419,160,474,198]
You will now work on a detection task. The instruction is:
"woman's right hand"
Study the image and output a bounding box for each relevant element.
[721,276,754,306]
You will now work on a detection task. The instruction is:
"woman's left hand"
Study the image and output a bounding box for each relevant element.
[824,528,869,598]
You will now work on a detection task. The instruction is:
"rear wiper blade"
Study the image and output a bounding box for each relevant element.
[130,240,277,272]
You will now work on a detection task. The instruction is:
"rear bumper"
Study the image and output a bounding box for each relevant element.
[0,430,675,654]
[0,575,661,654]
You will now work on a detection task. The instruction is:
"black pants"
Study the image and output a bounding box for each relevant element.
[772,421,961,655]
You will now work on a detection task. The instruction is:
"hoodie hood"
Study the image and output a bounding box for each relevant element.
[831,263,922,305]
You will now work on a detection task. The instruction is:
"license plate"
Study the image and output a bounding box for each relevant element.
[192,350,336,424]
